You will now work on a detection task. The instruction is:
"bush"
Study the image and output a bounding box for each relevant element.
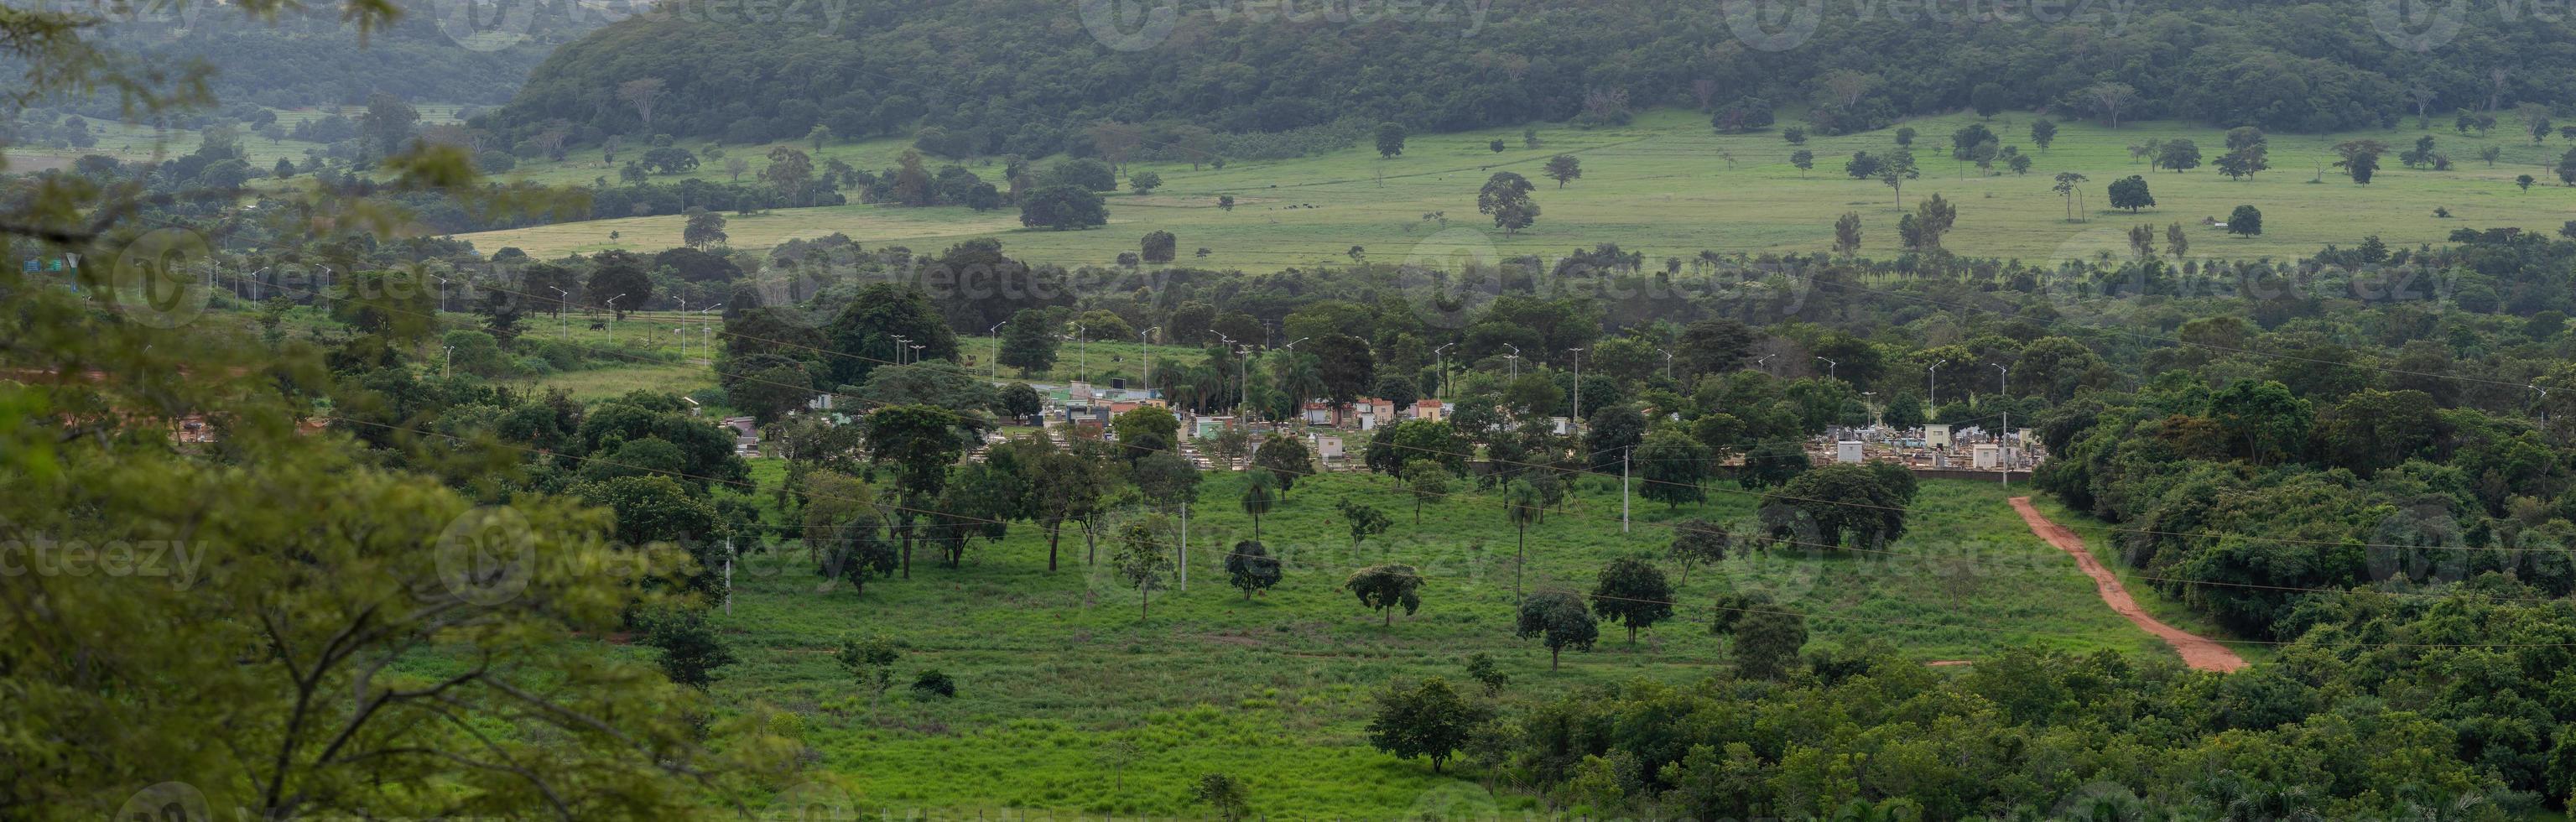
[911,669,956,698]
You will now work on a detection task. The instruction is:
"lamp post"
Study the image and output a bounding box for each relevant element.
[1755,353,1775,375]
[442,346,454,379]
[693,304,721,362]
[988,320,1007,377]
[1282,336,1309,351]
[1210,330,1236,414]
[1659,348,1674,381]
[250,267,272,301]
[1567,346,1585,429]
[604,294,627,344]
[1235,344,1253,414]
[433,274,449,314]
[1142,326,1159,395]
[1995,363,2011,487]
[1431,343,1455,399]
[1928,359,1946,408]
[1502,343,1521,379]
[1863,391,1877,427]
[549,286,570,339]
[910,344,924,364]
[1815,356,1836,382]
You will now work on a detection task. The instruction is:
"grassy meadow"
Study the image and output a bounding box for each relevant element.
[458,107,2576,268]
[666,466,2176,818]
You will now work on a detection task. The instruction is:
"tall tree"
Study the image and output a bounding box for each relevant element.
[1590,555,1676,643]
[1476,172,1540,236]
[1344,564,1425,627]
[1514,591,1599,670]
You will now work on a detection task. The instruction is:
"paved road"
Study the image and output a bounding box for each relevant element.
[2010,497,2248,673]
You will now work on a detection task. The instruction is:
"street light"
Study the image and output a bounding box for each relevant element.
[1815,356,1836,381]
[989,320,1007,377]
[442,346,454,379]
[549,287,570,339]
[1503,343,1521,379]
[1210,330,1236,413]
[1756,353,1774,374]
[1281,336,1310,351]
[603,294,627,344]
[1567,347,1585,428]
[691,304,721,362]
[433,274,449,314]
[1142,326,1159,395]
[1928,359,1947,408]
[1431,343,1456,399]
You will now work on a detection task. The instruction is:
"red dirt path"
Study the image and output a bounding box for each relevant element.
[2009,497,2247,673]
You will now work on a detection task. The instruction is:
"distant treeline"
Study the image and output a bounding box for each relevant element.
[482,0,2573,156]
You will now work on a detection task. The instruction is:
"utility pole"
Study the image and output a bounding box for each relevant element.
[1503,343,1520,379]
[722,538,734,615]
[1928,359,1946,408]
[988,320,1007,378]
[1568,347,1585,429]
[1431,343,1455,399]
[1621,445,1631,534]
[892,335,909,366]
[1996,363,2010,488]
[1142,327,1159,395]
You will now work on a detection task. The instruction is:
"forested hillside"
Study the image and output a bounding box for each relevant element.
[485,0,2576,153]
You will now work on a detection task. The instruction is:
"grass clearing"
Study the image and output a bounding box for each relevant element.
[462,108,2576,268]
[674,471,2169,816]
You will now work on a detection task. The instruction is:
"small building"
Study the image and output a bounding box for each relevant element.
[1835,440,1865,464]
[1192,416,1235,439]
[1314,434,1345,461]
[1412,399,1446,422]
[1972,443,2002,469]
[1925,424,1952,449]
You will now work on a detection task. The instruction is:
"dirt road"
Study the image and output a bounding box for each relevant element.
[2009,497,2247,673]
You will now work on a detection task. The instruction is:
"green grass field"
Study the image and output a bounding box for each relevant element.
[458,108,2576,268]
[677,468,2175,818]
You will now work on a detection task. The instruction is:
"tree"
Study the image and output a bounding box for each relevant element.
[682,207,727,249]
[1225,540,1283,599]
[1844,150,1884,180]
[2558,147,2576,185]
[1239,471,1278,538]
[1252,434,1311,495]
[1217,195,1235,211]
[1970,82,2006,118]
[585,253,652,318]
[617,77,666,130]
[835,635,903,718]
[1911,193,1956,251]
[1505,479,1543,601]
[1366,678,1486,773]
[640,606,737,691]
[1340,499,1395,554]
[1194,773,1252,822]
[1590,555,1675,643]
[1475,171,1540,236]
[2335,139,2386,184]
[2156,138,2201,172]
[1019,185,1108,230]
[1876,148,1918,206]
[1141,230,1177,263]
[1636,429,1709,510]
[2166,222,2189,258]
[1402,459,1450,525]
[1376,122,1408,158]
[2030,118,2056,151]
[2106,174,2154,212]
[997,309,1060,376]
[2228,205,2263,237]
[1713,594,1807,679]
[2052,171,2089,221]
[2518,174,2537,190]
[1344,564,1424,627]
[1668,519,1731,586]
[2007,152,2032,175]
[272,156,295,178]
[1791,149,1814,178]
[804,472,897,594]
[1113,518,1174,619]
[864,404,977,577]
[1760,463,1912,549]
[1833,211,1861,255]
[1543,153,1582,187]
[2084,82,2137,127]
[1128,170,1162,195]
[2215,145,2267,179]
[1515,591,1599,670]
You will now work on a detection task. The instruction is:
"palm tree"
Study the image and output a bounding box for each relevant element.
[1240,472,1277,538]
[1504,480,1542,602]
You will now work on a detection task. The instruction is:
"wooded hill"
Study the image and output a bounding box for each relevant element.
[483,0,2575,154]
